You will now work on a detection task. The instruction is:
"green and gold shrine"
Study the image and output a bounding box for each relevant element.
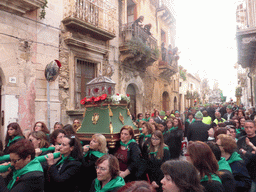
[76,75,138,148]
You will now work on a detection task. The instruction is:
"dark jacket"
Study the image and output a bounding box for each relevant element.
[219,169,236,192]
[201,180,224,192]
[147,147,170,192]
[187,120,210,142]
[0,171,44,192]
[79,152,101,192]
[237,135,256,163]
[110,141,144,182]
[138,136,151,159]
[223,112,234,121]
[45,158,82,192]
[229,158,251,192]
[3,137,24,154]
[164,129,183,159]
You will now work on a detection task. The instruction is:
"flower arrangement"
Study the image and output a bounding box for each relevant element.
[80,93,130,105]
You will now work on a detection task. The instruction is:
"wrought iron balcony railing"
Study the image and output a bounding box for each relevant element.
[120,22,158,51]
[64,0,116,35]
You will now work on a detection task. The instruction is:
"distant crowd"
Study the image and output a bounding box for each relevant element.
[0,102,256,192]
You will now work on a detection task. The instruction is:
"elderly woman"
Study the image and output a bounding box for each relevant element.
[0,139,44,191]
[80,134,108,191]
[45,135,83,192]
[216,134,251,192]
[147,130,170,192]
[161,160,204,192]
[111,125,143,182]
[185,141,224,192]
[4,123,25,154]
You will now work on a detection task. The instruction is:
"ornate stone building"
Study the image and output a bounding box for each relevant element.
[236,0,256,107]
[0,0,61,139]
[0,0,179,139]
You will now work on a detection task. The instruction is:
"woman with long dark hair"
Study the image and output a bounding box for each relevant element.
[161,160,204,192]
[147,130,170,192]
[164,118,183,159]
[4,122,24,154]
[185,141,224,192]
[139,122,153,158]
[45,135,83,192]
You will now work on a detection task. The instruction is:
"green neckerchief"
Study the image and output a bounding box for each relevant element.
[186,118,195,124]
[142,117,150,122]
[84,150,105,158]
[7,136,23,147]
[7,158,43,190]
[169,127,178,132]
[218,157,232,173]
[236,127,244,134]
[94,176,125,192]
[56,154,75,166]
[140,133,151,141]
[227,152,242,164]
[120,139,136,149]
[149,146,169,156]
[200,174,222,184]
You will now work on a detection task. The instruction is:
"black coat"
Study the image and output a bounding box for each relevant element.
[138,136,151,159]
[223,113,234,121]
[147,147,170,192]
[187,120,210,142]
[201,180,224,192]
[219,169,236,192]
[45,159,82,192]
[110,141,144,182]
[0,171,44,192]
[164,129,183,159]
[79,152,100,192]
[229,159,252,192]
[3,137,24,154]
[237,135,256,163]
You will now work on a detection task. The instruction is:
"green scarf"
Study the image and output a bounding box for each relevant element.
[94,176,125,192]
[120,139,136,149]
[236,127,244,134]
[169,127,178,132]
[56,154,75,166]
[218,157,232,173]
[149,146,169,157]
[7,136,23,147]
[140,133,151,141]
[7,158,43,190]
[84,150,105,158]
[186,118,195,124]
[200,174,222,184]
[227,152,242,164]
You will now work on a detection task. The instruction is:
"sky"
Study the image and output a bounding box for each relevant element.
[172,0,241,101]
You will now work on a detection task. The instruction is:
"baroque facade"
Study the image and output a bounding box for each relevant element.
[0,0,179,139]
[236,0,256,107]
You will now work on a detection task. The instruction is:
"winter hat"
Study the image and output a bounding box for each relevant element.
[195,111,203,119]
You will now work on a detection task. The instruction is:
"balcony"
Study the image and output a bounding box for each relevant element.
[158,48,179,79]
[0,0,45,15]
[63,0,116,41]
[157,0,175,25]
[119,22,159,69]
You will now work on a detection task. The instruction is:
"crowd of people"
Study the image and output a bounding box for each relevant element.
[0,102,256,191]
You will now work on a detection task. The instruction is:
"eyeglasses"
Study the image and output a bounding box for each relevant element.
[146,114,150,115]
[184,153,190,157]
[10,158,22,164]
[151,137,160,141]
[95,166,107,172]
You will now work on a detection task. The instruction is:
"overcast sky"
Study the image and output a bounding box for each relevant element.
[172,0,240,101]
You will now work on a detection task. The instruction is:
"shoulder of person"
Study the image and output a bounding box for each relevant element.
[20,171,44,180]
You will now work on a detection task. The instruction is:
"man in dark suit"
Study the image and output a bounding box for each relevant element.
[223,105,234,121]
[187,111,210,142]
